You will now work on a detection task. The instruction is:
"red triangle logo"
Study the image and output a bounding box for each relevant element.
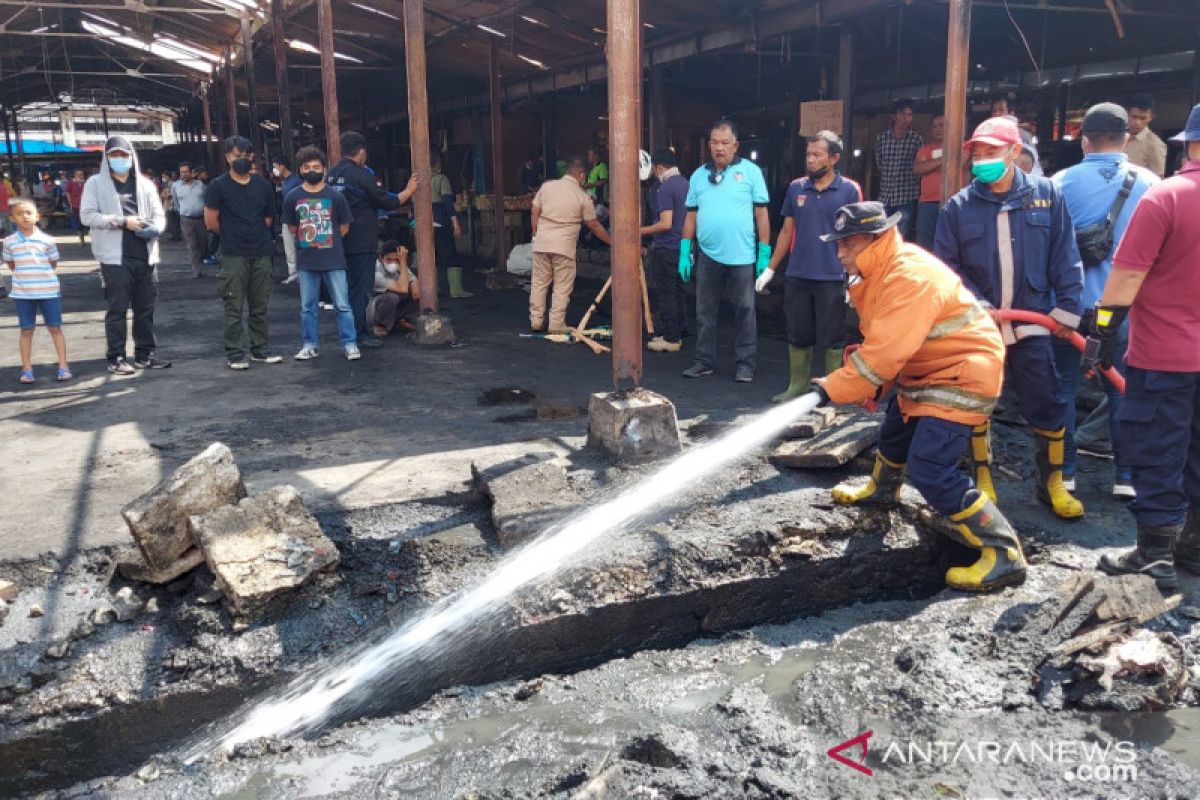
[827,730,874,776]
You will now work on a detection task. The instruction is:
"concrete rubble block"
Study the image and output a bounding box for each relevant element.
[0,580,17,603]
[781,406,839,440]
[189,485,340,619]
[586,389,682,463]
[112,587,145,622]
[116,547,206,585]
[472,457,580,549]
[415,313,456,345]
[121,442,247,571]
[770,414,881,469]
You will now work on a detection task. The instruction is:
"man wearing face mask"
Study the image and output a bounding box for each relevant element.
[327,131,418,349]
[813,201,1017,593]
[934,116,1086,521]
[757,130,862,402]
[204,135,281,370]
[80,135,170,375]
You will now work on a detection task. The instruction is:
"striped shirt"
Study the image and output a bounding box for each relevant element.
[3,228,60,299]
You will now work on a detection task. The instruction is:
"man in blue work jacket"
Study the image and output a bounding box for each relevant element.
[934,116,1086,521]
[1053,103,1158,502]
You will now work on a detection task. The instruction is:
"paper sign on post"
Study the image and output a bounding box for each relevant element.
[799,100,844,136]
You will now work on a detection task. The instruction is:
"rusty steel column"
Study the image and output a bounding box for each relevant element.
[270,0,294,162]
[316,0,340,162]
[200,81,218,170]
[941,0,971,201]
[404,0,439,312]
[225,46,239,137]
[241,16,265,162]
[488,41,505,275]
[607,0,642,391]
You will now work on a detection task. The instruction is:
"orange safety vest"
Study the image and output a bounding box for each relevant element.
[823,228,1005,426]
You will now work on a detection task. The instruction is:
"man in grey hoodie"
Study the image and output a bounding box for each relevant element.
[80,136,170,374]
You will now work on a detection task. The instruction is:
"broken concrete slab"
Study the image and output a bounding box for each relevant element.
[115,547,205,585]
[473,458,579,549]
[189,485,340,619]
[0,580,17,603]
[586,389,682,462]
[770,414,880,469]
[122,442,247,571]
[415,313,456,345]
[781,406,839,440]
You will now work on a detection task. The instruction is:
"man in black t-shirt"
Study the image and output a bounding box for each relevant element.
[204,135,280,370]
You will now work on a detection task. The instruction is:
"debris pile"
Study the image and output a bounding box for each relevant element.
[770,409,881,469]
[1013,573,1187,711]
[118,442,339,620]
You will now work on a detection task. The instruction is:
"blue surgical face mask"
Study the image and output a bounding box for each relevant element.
[109,157,132,174]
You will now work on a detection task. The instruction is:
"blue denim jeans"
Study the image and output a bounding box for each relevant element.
[298,269,356,348]
[1052,321,1130,482]
[915,201,940,250]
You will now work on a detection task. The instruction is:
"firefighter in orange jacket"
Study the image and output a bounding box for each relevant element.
[813,202,1025,591]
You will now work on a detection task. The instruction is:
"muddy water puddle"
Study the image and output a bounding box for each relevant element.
[1104,707,1200,772]
[212,645,822,798]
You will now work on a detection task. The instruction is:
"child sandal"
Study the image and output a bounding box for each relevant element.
[19,370,35,384]
[56,367,72,381]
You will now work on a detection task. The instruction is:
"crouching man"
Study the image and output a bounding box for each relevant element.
[813,202,1023,592]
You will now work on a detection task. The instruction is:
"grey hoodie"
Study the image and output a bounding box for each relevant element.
[79,136,166,267]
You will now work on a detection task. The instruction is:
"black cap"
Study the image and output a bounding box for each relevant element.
[820,201,901,243]
[1081,103,1128,136]
[104,135,134,154]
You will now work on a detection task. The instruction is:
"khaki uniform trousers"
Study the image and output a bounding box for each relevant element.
[529,251,576,332]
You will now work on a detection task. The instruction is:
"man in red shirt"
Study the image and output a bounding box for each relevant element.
[65,169,87,245]
[1086,103,1200,592]
[912,114,945,249]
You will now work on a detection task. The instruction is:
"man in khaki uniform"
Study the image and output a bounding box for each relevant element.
[529,155,611,332]
[1125,93,1168,177]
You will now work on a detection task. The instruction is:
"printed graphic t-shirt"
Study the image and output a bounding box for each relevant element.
[282,185,354,271]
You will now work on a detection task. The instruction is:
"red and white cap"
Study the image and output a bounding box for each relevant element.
[963,116,1021,152]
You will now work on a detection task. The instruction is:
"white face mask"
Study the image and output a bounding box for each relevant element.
[271,167,281,177]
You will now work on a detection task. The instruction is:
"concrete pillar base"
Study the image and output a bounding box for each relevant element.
[415,313,456,345]
[586,389,682,462]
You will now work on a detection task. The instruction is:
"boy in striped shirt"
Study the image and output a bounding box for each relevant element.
[3,199,70,383]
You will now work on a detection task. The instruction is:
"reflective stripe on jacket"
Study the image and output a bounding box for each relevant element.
[933,167,1084,344]
[823,228,1005,426]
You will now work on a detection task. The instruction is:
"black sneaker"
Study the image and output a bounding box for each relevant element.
[228,358,250,371]
[134,355,172,369]
[358,336,384,349]
[682,363,714,379]
[108,357,136,375]
[250,353,284,364]
[734,366,755,383]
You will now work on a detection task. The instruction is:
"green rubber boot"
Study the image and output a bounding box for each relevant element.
[823,347,844,377]
[448,266,474,299]
[772,346,812,404]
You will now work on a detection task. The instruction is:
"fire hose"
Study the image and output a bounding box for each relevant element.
[841,307,1125,413]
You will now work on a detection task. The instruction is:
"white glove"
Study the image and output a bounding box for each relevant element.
[755,268,775,295]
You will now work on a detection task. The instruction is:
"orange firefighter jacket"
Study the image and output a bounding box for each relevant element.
[823,228,1005,426]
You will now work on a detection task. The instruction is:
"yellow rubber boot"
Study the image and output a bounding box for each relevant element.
[772,346,812,404]
[832,452,905,508]
[943,489,1027,592]
[971,422,997,504]
[1033,427,1084,520]
[448,266,474,299]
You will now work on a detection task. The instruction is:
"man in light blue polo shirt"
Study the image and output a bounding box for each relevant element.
[1053,102,1158,500]
[679,118,771,382]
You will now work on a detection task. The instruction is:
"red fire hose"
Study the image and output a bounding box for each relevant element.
[994,309,1125,395]
[841,308,1125,412]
